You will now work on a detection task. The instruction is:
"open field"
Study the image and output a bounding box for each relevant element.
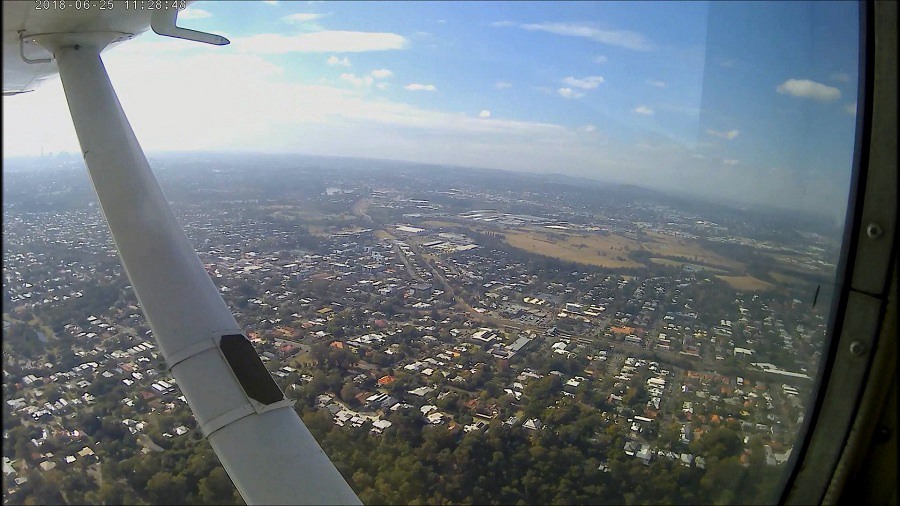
[769,270,812,287]
[376,230,396,240]
[642,231,745,271]
[271,208,357,224]
[766,253,837,276]
[495,226,749,274]
[716,275,775,292]
[649,258,727,273]
[270,209,358,237]
[502,229,644,269]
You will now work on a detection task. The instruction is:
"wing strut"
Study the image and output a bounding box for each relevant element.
[36,34,361,506]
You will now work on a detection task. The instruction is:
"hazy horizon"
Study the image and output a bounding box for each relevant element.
[2,150,847,232]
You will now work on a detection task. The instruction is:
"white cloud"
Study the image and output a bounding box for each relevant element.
[723,159,739,166]
[776,79,841,102]
[325,69,394,87]
[405,83,437,91]
[263,1,279,5]
[583,125,596,132]
[78,49,564,155]
[562,76,604,89]
[491,21,516,27]
[557,88,584,99]
[656,103,701,116]
[376,82,390,90]
[495,81,513,90]
[282,13,325,23]
[516,22,652,51]
[845,102,857,115]
[340,73,374,87]
[830,72,851,83]
[179,8,212,20]
[327,55,351,67]
[234,31,408,54]
[3,34,851,221]
[3,78,79,156]
[479,110,491,118]
[634,105,654,115]
[647,79,666,88]
[594,55,608,64]
[706,128,739,140]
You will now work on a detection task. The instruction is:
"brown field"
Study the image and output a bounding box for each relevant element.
[769,271,811,287]
[642,231,745,271]
[766,253,836,275]
[649,258,727,273]
[503,230,644,269]
[464,224,750,274]
[649,257,684,268]
[376,230,396,240]
[716,275,775,292]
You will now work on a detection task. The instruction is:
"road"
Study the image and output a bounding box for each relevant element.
[413,243,547,333]
[351,198,373,223]
[394,243,425,283]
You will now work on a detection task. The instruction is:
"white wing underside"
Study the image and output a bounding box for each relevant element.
[2,2,151,95]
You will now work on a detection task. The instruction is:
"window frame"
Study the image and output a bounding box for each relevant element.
[780,1,898,503]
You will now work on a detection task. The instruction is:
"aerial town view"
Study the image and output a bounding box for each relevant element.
[2,153,840,504]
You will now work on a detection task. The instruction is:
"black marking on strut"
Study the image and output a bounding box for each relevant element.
[219,334,283,405]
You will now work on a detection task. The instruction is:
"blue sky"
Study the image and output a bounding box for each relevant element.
[2,1,860,220]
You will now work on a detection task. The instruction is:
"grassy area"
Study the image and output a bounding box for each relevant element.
[25,317,57,341]
[497,226,747,273]
[503,229,644,269]
[642,231,745,271]
[769,270,811,287]
[649,258,727,273]
[716,275,775,292]
[291,352,315,368]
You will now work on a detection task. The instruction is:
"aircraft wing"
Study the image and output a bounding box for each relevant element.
[2,3,361,504]
[2,1,148,95]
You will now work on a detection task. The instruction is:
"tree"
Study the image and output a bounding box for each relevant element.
[340,382,360,404]
[699,456,745,502]
[198,467,238,504]
[692,426,743,459]
[146,470,188,504]
[14,434,32,461]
